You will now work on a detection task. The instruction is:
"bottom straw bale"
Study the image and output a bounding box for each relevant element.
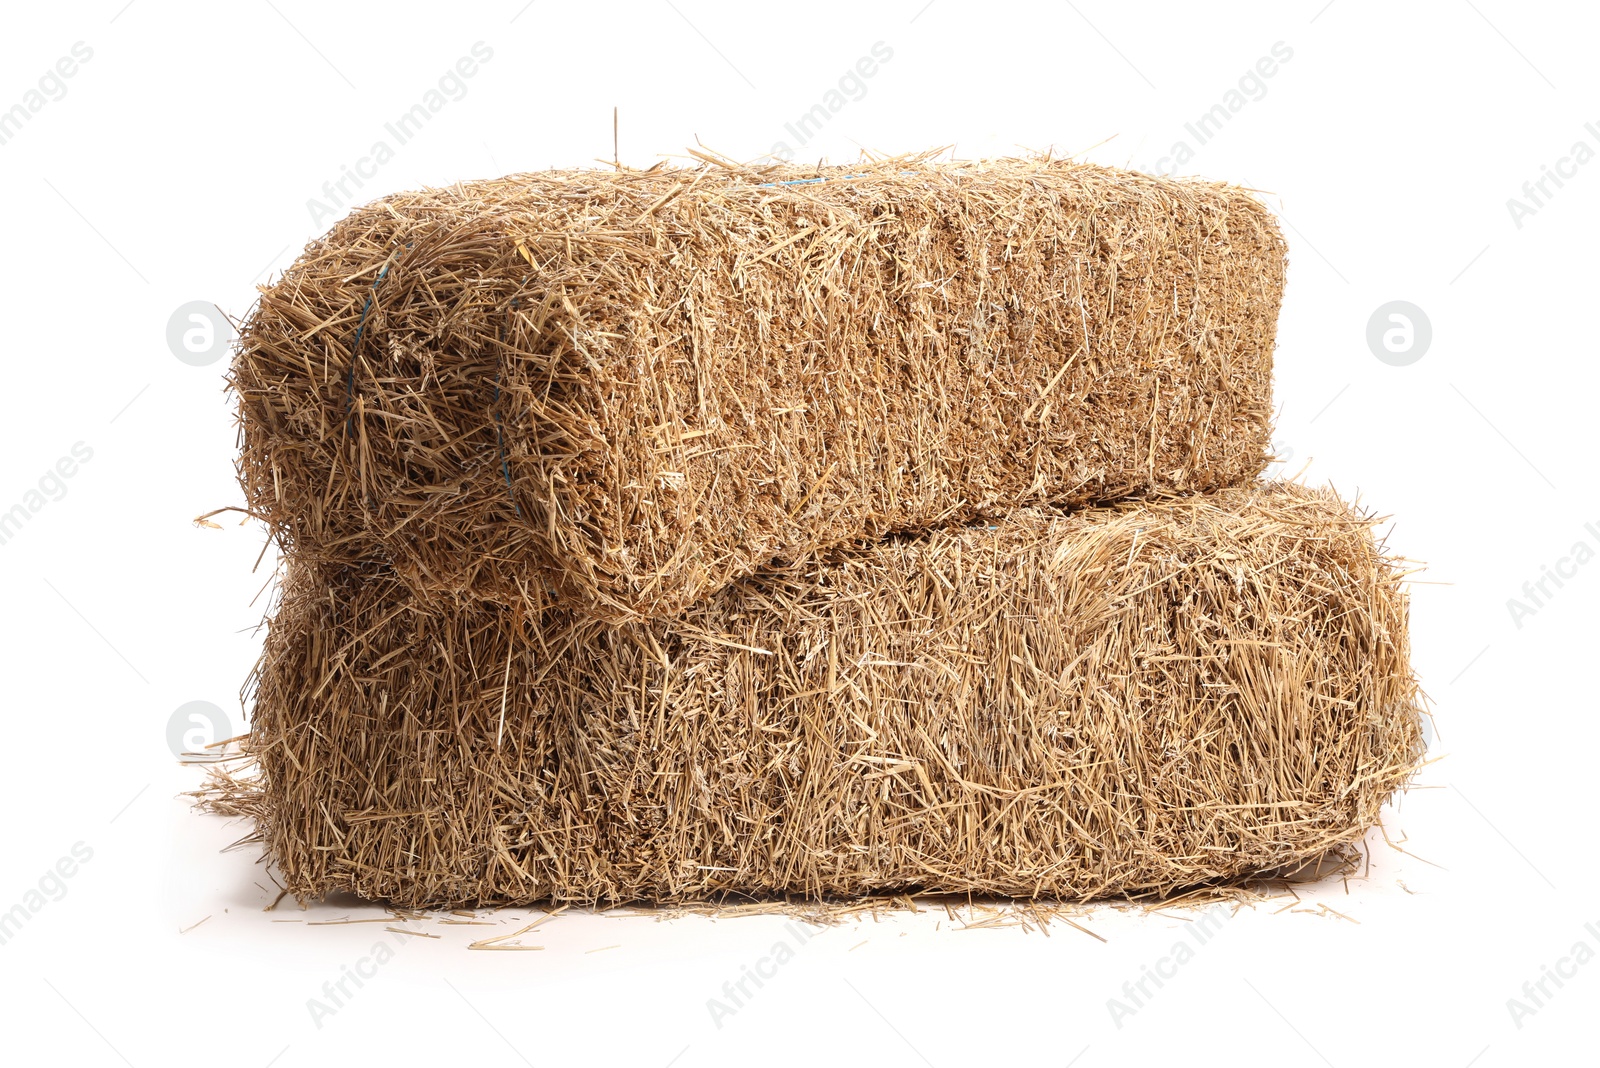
[232,482,1423,909]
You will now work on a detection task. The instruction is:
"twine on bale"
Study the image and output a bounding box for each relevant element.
[341,247,402,444]
[231,153,1288,622]
[205,482,1424,910]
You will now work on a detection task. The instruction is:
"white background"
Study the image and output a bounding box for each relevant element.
[0,1,1595,1065]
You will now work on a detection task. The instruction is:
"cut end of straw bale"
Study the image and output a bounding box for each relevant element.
[232,155,1287,620]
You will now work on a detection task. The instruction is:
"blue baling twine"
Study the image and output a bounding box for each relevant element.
[755,170,929,187]
[756,173,868,187]
[343,249,404,440]
[340,248,522,519]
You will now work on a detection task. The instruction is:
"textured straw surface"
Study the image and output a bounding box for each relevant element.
[232,155,1286,621]
[223,482,1421,909]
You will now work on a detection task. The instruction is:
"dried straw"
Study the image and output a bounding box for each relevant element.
[231,154,1286,621]
[216,482,1421,909]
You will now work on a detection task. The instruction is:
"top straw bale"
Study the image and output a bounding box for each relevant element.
[232,155,1286,619]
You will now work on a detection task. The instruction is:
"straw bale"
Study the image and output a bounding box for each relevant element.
[232,155,1286,620]
[233,482,1420,908]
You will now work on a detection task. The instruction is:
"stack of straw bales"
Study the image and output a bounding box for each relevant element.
[218,155,1423,909]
